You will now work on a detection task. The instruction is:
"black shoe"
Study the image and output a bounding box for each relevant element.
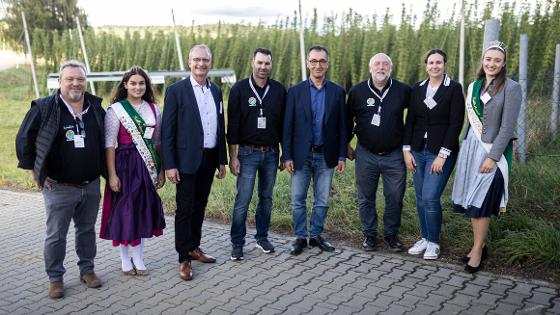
[384,235,403,252]
[290,238,307,256]
[309,236,335,252]
[464,262,482,273]
[461,246,488,264]
[362,236,377,252]
[230,245,244,261]
[256,239,275,253]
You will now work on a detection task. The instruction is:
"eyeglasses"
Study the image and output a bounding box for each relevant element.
[191,57,211,64]
[308,59,328,67]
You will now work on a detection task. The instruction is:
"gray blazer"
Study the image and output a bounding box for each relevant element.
[479,77,522,161]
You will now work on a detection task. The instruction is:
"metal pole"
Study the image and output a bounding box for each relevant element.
[517,34,528,163]
[172,9,185,71]
[21,12,40,98]
[551,44,560,138]
[75,16,95,94]
[458,0,465,87]
[482,19,500,52]
[298,0,306,81]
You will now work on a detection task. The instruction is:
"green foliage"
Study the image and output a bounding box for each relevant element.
[1,0,88,45]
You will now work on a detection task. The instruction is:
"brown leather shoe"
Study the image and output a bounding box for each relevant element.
[188,248,216,263]
[179,261,193,281]
[48,281,64,299]
[80,271,102,288]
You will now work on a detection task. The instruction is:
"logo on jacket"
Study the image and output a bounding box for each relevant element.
[248,97,257,106]
[366,98,375,106]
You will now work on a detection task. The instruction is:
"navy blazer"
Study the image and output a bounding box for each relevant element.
[282,79,347,170]
[161,76,227,174]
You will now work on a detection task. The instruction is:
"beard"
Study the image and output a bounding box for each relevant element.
[372,72,391,84]
[66,89,84,102]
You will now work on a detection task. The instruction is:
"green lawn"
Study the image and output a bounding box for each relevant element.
[2,66,559,281]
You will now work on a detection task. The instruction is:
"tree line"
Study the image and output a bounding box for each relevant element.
[2,0,559,97]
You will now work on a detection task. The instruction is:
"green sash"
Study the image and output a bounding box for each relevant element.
[471,80,513,173]
[119,99,161,173]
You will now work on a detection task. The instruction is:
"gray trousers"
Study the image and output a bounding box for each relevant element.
[42,178,101,282]
[355,144,406,237]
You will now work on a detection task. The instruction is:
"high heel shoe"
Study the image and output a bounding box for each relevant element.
[460,246,488,264]
[464,261,482,273]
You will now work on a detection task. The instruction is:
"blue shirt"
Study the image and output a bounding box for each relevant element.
[309,79,326,146]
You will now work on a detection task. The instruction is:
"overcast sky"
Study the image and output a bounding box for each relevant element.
[78,0,465,27]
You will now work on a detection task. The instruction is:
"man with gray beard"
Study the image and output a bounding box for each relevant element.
[346,53,411,253]
[16,60,106,298]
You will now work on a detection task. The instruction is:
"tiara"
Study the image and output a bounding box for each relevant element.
[485,40,507,53]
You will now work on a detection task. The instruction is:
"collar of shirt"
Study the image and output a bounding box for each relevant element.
[369,78,391,94]
[250,75,268,97]
[308,78,327,91]
[190,75,211,93]
[59,93,89,119]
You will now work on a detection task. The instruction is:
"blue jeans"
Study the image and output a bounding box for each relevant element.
[412,145,457,243]
[355,144,406,237]
[291,153,335,239]
[42,178,101,282]
[230,146,279,246]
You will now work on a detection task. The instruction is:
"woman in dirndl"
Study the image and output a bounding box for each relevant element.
[100,66,166,276]
[452,41,522,273]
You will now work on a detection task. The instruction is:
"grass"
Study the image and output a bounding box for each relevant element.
[2,66,559,281]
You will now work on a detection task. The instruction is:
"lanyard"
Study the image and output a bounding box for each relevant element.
[368,78,392,104]
[60,94,89,135]
[249,78,270,116]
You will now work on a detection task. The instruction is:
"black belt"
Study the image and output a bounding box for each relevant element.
[310,145,323,153]
[240,144,276,152]
[56,180,91,187]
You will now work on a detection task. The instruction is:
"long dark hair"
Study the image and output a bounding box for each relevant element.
[111,66,156,104]
[476,47,507,96]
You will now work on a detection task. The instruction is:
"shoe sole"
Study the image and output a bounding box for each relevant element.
[230,256,244,261]
[408,249,426,255]
[255,244,274,254]
[423,255,439,260]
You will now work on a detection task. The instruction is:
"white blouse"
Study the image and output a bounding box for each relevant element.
[104,100,162,148]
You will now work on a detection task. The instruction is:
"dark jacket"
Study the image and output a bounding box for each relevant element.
[282,79,347,170]
[404,76,465,155]
[15,91,107,187]
[161,76,227,174]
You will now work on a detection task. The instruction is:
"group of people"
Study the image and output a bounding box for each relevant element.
[15,40,521,299]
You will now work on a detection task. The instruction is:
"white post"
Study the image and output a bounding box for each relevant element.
[21,12,40,98]
[551,44,560,138]
[75,16,95,94]
[458,0,465,87]
[517,34,528,163]
[298,0,306,81]
[172,9,185,71]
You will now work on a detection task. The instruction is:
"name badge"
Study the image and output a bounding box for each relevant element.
[424,97,437,109]
[144,127,155,139]
[371,113,381,126]
[480,92,491,104]
[74,135,85,148]
[257,117,267,129]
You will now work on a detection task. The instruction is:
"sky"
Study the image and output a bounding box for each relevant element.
[78,0,464,27]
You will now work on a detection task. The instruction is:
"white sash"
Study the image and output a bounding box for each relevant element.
[110,102,158,186]
[465,82,509,210]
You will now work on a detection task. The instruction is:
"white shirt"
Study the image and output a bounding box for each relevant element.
[190,75,217,149]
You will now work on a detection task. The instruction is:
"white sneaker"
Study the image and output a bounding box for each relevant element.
[408,238,428,255]
[423,242,440,260]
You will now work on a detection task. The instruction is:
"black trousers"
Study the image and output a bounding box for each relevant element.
[175,148,218,263]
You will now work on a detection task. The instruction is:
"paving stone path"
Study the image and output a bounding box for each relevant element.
[0,190,558,314]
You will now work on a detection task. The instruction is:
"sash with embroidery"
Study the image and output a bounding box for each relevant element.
[465,80,511,212]
[110,100,160,186]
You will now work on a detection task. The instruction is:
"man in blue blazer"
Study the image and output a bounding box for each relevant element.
[282,45,347,255]
[162,44,227,281]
